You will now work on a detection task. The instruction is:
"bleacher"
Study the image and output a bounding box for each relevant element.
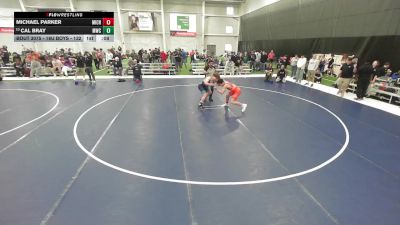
[347,77,400,104]
[111,63,176,76]
[0,63,76,77]
[191,62,252,76]
[0,63,16,77]
[1,60,399,105]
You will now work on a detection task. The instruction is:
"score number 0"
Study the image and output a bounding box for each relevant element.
[103,18,114,26]
[102,18,114,34]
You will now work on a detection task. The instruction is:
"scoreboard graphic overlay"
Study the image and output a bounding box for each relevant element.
[14,12,114,42]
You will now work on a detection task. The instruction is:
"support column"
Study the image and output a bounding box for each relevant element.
[116,0,126,53]
[19,0,38,51]
[68,0,76,11]
[160,0,167,51]
[69,0,83,53]
[202,1,205,51]
[237,17,241,53]
[18,0,26,11]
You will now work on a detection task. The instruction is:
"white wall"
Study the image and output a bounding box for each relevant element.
[0,0,20,9]
[119,1,162,52]
[124,34,163,51]
[203,3,239,55]
[2,0,240,55]
[0,3,36,53]
[205,17,239,34]
[23,0,69,7]
[75,0,120,52]
[163,1,203,51]
[205,36,238,55]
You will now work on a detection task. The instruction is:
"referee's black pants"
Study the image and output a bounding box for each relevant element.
[356,78,370,98]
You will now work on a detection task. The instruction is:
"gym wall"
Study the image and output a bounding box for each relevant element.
[1,0,240,55]
[239,0,400,69]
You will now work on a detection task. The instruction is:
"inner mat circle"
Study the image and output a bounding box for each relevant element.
[73,84,349,186]
[0,89,60,136]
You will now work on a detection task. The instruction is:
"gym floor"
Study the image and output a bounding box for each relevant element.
[0,77,399,225]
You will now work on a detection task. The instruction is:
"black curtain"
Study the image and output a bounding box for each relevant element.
[239,0,400,70]
[239,36,400,70]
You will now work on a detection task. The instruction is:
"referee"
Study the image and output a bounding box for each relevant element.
[355,62,373,100]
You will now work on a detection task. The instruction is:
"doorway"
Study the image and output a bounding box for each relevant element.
[207,44,216,57]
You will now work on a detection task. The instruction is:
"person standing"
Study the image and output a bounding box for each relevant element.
[267,50,275,63]
[98,48,105,69]
[155,48,161,63]
[149,49,155,63]
[327,54,335,76]
[143,50,150,63]
[161,51,167,63]
[197,75,215,109]
[92,48,99,70]
[194,50,199,63]
[190,50,195,63]
[204,63,216,102]
[125,57,134,75]
[138,48,144,62]
[318,58,325,74]
[181,49,188,68]
[1,46,10,65]
[285,55,290,68]
[74,53,86,81]
[365,60,385,96]
[234,54,243,75]
[295,55,307,83]
[106,49,113,67]
[131,50,138,61]
[224,58,234,76]
[249,51,256,71]
[336,58,354,97]
[175,51,182,72]
[260,51,267,71]
[30,53,41,78]
[242,52,249,64]
[305,55,319,87]
[216,79,247,113]
[113,57,123,79]
[290,55,298,78]
[355,62,373,100]
[84,51,95,83]
[352,57,359,75]
[255,51,261,71]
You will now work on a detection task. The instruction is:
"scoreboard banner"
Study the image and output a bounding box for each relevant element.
[128,12,154,31]
[14,12,114,42]
[169,13,196,37]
